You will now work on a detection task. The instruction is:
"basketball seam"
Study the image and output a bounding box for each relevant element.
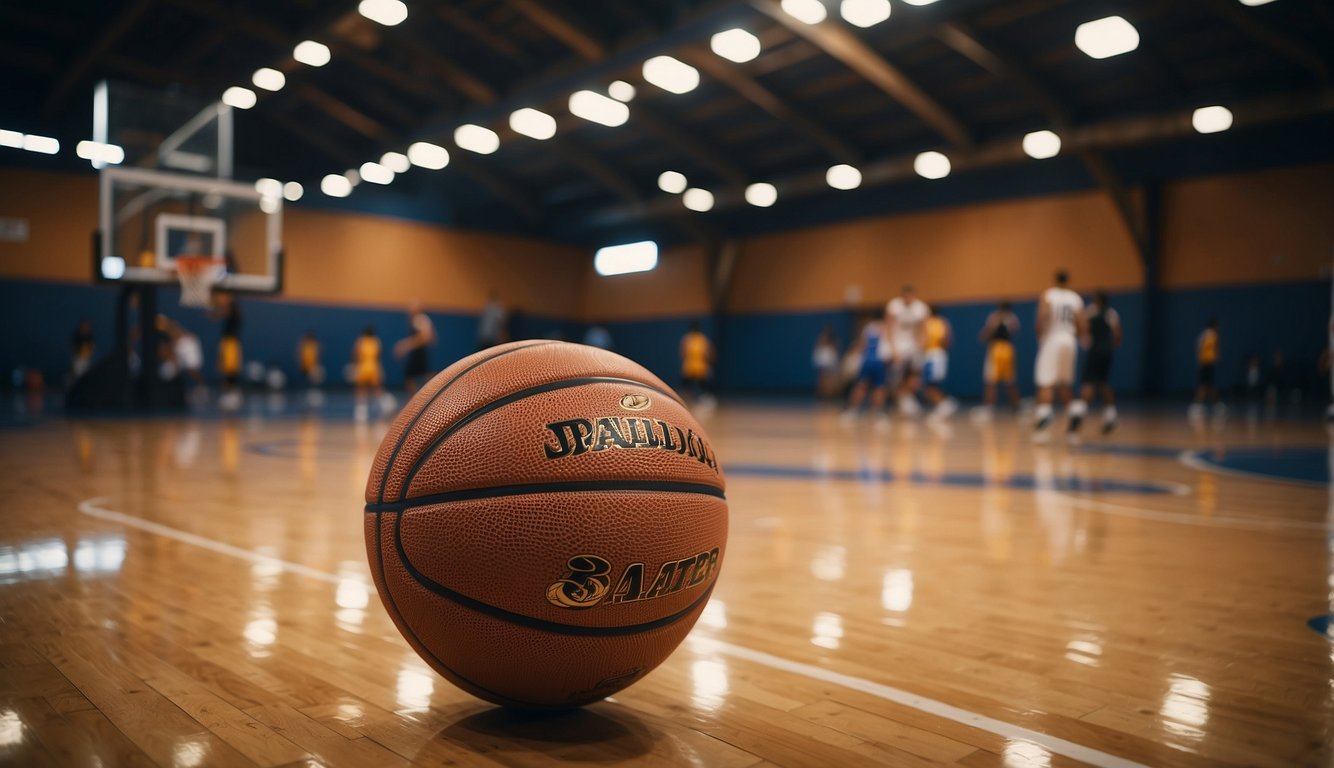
[364,479,726,512]
[399,376,688,500]
[375,340,560,504]
[388,508,717,637]
[371,510,531,707]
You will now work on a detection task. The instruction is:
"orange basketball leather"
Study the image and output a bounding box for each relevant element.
[365,340,728,708]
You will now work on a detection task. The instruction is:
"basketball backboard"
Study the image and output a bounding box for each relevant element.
[92,80,282,294]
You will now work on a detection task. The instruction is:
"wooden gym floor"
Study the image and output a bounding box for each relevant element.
[1,395,1330,767]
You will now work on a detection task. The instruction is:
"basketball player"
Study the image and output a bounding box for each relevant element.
[1190,319,1221,421]
[216,297,243,411]
[886,285,929,416]
[977,301,1020,419]
[920,305,958,420]
[298,330,322,388]
[477,290,508,351]
[1079,291,1122,435]
[679,321,715,405]
[353,326,385,422]
[394,302,436,394]
[842,309,891,429]
[1033,270,1087,442]
[70,318,94,379]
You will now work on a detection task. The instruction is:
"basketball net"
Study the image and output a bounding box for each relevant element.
[175,255,226,308]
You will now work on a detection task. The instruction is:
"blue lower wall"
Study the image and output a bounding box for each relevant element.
[2,278,1329,398]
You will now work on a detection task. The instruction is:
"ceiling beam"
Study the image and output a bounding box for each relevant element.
[264,110,361,168]
[630,102,750,186]
[751,0,973,148]
[384,29,498,105]
[503,0,605,61]
[445,151,544,223]
[433,4,531,65]
[1192,0,1329,81]
[681,49,862,166]
[41,0,156,117]
[292,83,389,142]
[587,88,1334,226]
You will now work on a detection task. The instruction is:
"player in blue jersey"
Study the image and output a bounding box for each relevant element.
[843,309,892,430]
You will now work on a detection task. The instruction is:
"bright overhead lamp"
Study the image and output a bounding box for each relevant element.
[76,140,124,165]
[254,178,283,198]
[509,108,557,140]
[745,182,778,207]
[1238,0,1277,5]
[380,151,410,173]
[101,256,127,280]
[900,0,939,5]
[711,29,761,63]
[283,181,304,201]
[914,150,950,179]
[252,68,286,92]
[21,134,59,155]
[643,56,700,94]
[222,86,257,109]
[344,168,361,186]
[360,161,394,184]
[454,123,500,154]
[293,40,331,67]
[321,174,352,197]
[826,164,861,190]
[608,80,636,102]
[1075,16,1139,59]
[840,0,891,28]
[1022,130,1062,159]
[658,171,688,194]
[595,241,659,277]
[682,188,715,212]
[1192,105,1234,134]
[781,0,828,24]
[358,0,408,26]
[569,90,629,127]
[0,129,22,148]
[407,141,450,169]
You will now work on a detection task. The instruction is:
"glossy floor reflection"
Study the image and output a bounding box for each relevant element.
[0,395,1330,767]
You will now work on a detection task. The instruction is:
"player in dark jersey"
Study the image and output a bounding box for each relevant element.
[1078,291,1122,435]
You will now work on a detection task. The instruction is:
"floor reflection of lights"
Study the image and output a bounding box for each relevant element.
[1064,637,1102,667]
[691,659,729,712]
[811,612,843,650]
[881,569,913,613]
[810,545,846,582]
[0,709,23,748]
[244,605,278,658]
[1003,739,1052,767]
[335,562,369,631]
[396,666,435,712]
[1160,674,1210,742]
[698,599,727,631]
[172,738,209,768]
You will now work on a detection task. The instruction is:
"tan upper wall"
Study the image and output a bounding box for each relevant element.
[579,244,711,321]
[730,190,1144,313]
[1160,162,1334,289]
[0,168,585,315]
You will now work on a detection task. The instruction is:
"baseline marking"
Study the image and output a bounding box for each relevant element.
[79,496,1149,768]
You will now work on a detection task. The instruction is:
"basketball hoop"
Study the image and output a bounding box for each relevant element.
[174,255,226,308]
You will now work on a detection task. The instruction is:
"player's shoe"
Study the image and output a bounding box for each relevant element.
[969,405,993,423]
[1101,415,1117,435]
[929,398,958,421]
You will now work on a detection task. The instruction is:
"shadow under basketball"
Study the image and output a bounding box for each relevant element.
[427,703,660,763]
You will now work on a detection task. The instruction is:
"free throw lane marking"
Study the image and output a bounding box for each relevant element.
[80,496,1149,768]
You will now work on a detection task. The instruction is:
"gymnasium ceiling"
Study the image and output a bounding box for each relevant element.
[3,0,1333,247]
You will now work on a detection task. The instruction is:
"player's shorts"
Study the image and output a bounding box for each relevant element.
[984,340,1015,384]
[355,364,383,388]
[922,349,948,384]
[1083,349,1114,385]
[1199,363,1215,387]
[219,337,242,378]
[857,357,887,389]
[1035,335,1077,388]
[405,347,429,379]
[682,360,710,381]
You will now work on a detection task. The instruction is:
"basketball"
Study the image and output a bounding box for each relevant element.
[363,340,728,708]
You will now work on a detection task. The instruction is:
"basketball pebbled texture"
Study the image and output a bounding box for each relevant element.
[364,340,728,708]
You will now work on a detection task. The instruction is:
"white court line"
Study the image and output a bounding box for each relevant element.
[79,496,1148,768]
[1056,493,1328,531]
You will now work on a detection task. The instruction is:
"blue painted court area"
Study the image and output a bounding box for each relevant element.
[725,464,1177,495]
[1307,615,1334,640]
[1188,447,1330,488]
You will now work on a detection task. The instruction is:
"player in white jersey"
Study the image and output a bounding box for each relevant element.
[886,285,930,416]
[1033,270,1087,442]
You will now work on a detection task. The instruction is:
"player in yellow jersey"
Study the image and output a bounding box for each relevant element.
[975,301,1020,420]
[353,326,384,422]
[1190,318,1221,421]
[216,297,243,411]
[298,330,321,385]
[919,305,957,421]
[680,321,715,406]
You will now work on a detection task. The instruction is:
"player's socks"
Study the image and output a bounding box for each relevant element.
[1067,399,1087,433]
[1102,405,1118,435]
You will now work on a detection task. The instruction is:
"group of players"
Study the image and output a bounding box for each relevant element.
[842,271,1123,443]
